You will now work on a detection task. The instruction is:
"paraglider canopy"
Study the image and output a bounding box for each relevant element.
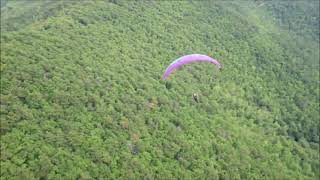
[161,54,221,80]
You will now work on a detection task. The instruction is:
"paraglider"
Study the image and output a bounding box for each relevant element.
[192,93,200,103]
[161,54,221,80]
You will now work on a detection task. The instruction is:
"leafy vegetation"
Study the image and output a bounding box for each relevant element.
[259,0,319,41]
[1,0,319,179]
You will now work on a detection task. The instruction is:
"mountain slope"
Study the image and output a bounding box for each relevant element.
[1,1,319,179]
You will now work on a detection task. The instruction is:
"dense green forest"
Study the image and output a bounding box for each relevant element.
[1,0,319,179]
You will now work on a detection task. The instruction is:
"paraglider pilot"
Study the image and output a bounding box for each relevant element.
[193,93,199,103]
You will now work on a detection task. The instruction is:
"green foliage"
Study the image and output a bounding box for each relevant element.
[1,1,319,179]
[262,0,319,41]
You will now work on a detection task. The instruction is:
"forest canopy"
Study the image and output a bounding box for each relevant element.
[1,0,319,179]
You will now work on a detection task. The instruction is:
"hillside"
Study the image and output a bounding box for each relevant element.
[1,1,319,179]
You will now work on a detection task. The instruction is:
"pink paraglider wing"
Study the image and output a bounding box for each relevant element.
[161,54,221,79]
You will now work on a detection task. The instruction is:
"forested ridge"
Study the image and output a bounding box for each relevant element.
[0,0,319,179]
